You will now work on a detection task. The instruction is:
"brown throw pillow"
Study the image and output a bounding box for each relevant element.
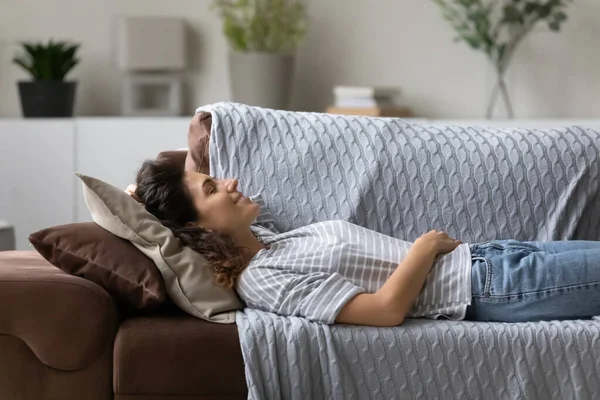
[184,111,212,174]
[29,222,167,311]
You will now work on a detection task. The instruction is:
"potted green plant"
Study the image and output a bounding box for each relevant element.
[12,40,80,117]
[212,0,308,109]
[433,0,572,119]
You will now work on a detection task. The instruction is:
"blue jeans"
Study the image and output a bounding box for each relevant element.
[465,239,600,322]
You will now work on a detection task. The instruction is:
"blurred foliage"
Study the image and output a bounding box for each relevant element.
[212,0,308,53]
[13,40,80,80]
[433,0,571,72]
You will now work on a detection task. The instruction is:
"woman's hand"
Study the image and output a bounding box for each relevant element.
[125,184,137,196]
[125,184,144,205]
[414,229,462,255]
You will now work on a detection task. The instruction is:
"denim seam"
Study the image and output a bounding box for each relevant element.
[481,280,600,300]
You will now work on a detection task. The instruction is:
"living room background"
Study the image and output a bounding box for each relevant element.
[0,0,598,119]
[4,3,600,398]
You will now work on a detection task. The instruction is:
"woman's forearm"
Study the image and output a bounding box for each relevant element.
[338,232,458,327]
[376,241,437,321]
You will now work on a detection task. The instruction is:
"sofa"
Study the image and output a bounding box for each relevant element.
[0,147,249,400]
[4,103,600,399]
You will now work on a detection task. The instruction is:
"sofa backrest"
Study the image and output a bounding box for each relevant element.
[156,150,188,170]
[184,111,212,174]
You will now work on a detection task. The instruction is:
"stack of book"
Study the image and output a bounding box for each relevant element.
[326,86,413,117]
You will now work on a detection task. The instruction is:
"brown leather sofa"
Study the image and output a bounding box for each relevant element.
[0,150,248,400]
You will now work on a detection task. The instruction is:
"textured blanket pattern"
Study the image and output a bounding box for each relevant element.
[237,309,600,400]
[206,103,600,399]
[209,102,600,242]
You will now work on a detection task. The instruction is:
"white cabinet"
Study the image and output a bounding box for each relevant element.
[0,120,75,250]
[0,117,190,249]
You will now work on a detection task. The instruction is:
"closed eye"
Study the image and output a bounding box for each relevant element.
[202,178,218,196]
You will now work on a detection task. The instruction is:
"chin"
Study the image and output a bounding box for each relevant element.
[250,202,261,213]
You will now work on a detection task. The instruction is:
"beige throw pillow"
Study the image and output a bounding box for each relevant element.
[75,173,242,324]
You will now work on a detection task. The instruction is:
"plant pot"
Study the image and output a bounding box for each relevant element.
[17,81,77,117]
[228,52,294,110]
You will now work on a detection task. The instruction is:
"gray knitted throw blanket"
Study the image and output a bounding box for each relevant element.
[206,102,600,400]
[208,102,600,243]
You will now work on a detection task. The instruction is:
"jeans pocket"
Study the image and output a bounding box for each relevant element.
[504,239,541,252]
[478,240,506,250]
[472,256,493,298]
[478,239,541,252]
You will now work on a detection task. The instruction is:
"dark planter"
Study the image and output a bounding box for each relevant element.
[17,81,77,118]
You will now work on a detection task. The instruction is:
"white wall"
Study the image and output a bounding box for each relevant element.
[1,0,599,119]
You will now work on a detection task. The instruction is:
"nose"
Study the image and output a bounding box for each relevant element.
[225,178,238,193]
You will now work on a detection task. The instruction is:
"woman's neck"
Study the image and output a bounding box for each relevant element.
[233,228,269,265]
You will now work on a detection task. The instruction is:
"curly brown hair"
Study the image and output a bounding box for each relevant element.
[134,159,247,289]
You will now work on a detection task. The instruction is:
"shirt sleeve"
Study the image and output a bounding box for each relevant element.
[249,194,280,234]
[237,266,366,325]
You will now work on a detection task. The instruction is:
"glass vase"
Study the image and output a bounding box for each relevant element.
[486,71,515,119]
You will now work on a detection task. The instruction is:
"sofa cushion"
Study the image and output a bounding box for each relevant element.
[114,314,246,397]
[29,222,166,311]
[184,111,211,174]
[75,173,243,323]
[0,250,119,371]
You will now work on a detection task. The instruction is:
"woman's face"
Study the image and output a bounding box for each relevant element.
[183,172,260,234]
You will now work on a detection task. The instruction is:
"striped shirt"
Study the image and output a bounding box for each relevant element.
[237,195,472,325]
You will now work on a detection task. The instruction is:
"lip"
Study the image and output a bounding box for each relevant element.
[235,194,246,204]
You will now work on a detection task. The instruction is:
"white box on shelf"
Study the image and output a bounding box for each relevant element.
[121,73,183,116]
[117,16,186,71]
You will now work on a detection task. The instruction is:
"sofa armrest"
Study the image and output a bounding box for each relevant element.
[0,251,119,371]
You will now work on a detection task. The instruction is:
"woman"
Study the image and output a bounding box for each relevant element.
[129,158,600,327]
